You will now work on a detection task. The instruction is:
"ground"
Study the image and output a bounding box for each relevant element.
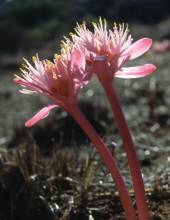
[0,26,170,219]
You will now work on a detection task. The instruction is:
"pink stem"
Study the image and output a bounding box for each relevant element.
[100,79,150,220]
[69,103,137,220]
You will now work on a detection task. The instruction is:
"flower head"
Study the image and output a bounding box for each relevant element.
[63,18,156,79]
[14,49,90,127]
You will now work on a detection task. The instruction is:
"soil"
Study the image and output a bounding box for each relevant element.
[0,26,170,219]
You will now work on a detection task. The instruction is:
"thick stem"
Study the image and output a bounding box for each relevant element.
[69,103,137,220]
[100,79,149,220]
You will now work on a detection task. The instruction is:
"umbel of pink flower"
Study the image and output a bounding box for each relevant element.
[14,46,137,220]
[14,49,90,127]
[63,18,156,79]
[62,18,156,220]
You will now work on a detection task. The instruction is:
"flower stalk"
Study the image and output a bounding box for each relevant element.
[14,49,137,219]
[98,76,149,220]
[65,18,157,219]
[68,102,137,220]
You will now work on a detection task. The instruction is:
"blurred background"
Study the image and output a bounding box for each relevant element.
[0,0,170,63]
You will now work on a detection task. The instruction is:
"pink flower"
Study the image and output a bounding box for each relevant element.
[14,50,90,127]
[63,18,156,219]
[65,18,156,79]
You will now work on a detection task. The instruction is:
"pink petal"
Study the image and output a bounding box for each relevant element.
[115,64,156,79]
[71,49,85,70]
[122,38,152,60]
[25,104,58,127]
